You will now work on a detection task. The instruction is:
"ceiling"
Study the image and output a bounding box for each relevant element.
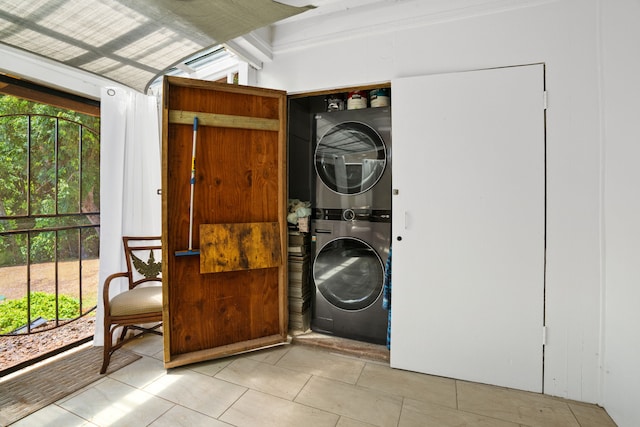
[0,0,493,94]
[0,0,314,93]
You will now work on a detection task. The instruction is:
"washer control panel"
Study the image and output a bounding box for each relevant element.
[315,208,391,223]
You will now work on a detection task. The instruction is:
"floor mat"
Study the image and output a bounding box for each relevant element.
[0,346,141,426]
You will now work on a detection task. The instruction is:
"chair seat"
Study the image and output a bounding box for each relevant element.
[110,286,162,316]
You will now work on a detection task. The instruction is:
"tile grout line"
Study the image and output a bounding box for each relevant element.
[144,402,176,427]
[396,396,406,427]
[567,403,584,427]
[217,386,252,424]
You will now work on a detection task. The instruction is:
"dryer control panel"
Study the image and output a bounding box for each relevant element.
[315,208,391,222]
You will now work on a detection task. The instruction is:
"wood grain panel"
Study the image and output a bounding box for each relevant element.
[169,109,280,131]
[166,82,281,120]
[167,262,280,355]
[200,222,282,273]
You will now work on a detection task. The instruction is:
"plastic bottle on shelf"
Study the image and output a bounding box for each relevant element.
[347,91,368,109]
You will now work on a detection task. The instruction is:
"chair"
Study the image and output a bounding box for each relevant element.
[101,236,163,374]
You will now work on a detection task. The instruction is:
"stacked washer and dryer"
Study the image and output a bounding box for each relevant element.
[311,106,392,345]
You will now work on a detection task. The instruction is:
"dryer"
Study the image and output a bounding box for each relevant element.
[314,107,391,212]
[311,217,390,345]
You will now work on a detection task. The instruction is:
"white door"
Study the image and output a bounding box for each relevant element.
[390,64,545,392]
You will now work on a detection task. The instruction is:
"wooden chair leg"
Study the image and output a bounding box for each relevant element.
[118,326,129,343]
[100,324,113,374]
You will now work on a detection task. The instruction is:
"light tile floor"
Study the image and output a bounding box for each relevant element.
[12,334,617,427]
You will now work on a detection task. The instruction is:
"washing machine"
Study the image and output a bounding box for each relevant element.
[311,217,390,345]
[314,107,391,211]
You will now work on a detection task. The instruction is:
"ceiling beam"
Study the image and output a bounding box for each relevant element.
[225,29,273,70]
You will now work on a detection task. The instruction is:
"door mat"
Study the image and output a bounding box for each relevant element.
[0,346,141,426]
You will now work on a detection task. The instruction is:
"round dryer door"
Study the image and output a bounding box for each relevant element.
[313,237,384,311]
[315,122,386,195]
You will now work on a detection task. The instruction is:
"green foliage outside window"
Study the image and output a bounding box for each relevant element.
[0,94,100,267]
[0,292,81,334]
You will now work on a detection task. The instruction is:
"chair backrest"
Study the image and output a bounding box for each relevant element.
[122,236,162,290]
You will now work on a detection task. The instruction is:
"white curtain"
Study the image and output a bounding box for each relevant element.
[93,87,161,346]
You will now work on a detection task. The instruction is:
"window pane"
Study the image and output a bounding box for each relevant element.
[81,227,99,313]
[0,115,28,216]
[81,128,100,214]
[29,116,57,215]
[0,234,28,299]
[58,120,81,214]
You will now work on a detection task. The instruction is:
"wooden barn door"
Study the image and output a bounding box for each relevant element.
[161,76,288,368]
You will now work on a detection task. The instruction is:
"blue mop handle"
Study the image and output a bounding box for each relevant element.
[188,116,198,251]
[190,117,198,183]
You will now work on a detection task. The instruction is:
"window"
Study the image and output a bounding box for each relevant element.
[0,75,100,337]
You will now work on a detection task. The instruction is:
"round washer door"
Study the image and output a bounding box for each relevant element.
[313,237,383,311]
[315,121,386,195]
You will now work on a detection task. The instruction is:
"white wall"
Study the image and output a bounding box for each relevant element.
[601,1,640,426]
[260,0,606,407]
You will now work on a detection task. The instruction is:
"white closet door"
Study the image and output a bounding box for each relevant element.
[390,64,545,392]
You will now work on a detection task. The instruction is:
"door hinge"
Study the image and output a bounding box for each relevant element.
[543,91,548,110]
[542,326,548,346]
